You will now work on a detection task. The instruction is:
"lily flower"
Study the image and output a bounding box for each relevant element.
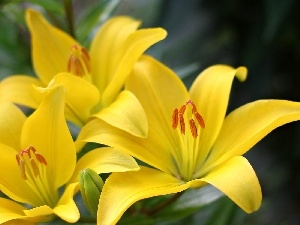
[78,55,300,225]
[0,9,167,127]
[0,86,138,224]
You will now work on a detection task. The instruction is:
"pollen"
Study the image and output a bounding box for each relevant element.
[16,145,47,180]
[189,119,198,138]
[172,108,179,129]
[67,44,91,77]
[172,100,205,138]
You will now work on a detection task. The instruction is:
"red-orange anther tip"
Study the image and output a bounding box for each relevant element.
[172,108,179,129]
[179,105,186,114]
[194,112,205,129]
[72,44,78,50]
[179,114,185,135]
[35,153,48,166]
[17,146,47,180]
[189,119,198,138]
[67,45,91,77]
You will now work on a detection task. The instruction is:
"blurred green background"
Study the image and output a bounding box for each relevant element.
[1,0,300,224]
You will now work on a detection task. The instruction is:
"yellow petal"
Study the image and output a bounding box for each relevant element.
[78,118,172,174]
[23,206,53,222]
[41,72,100,126]
[68,147,139,184]
[0,102,25,150]
[102,27,167,106]
[126,55,189,168]
[189,65,247,168]
[90,16,141,93]
[26,9,78,84]
[208,100,300,165]
[0,197,28,224]
[0,75,44,108]
[21,86,76,190]
[92,90,148,138]
[97,166,189,225]
[0,199,41,224]
[23,183,79,223]
[200,156,261,213]
[0,143,41,206]
[3,219,36,225]
[53,183,80,223]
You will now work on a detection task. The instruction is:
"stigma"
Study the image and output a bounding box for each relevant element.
[67,45,91,78]
[16,145,47,180]
[172,100,205,138]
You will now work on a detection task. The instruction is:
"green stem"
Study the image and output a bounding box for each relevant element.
[64,0,76,38]
[143,191,184,216]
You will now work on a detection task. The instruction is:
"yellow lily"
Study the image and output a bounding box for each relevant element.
[0,9,166,127]
[78,55,300,225]
[0,86,138,224]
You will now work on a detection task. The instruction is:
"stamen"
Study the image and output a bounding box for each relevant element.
[16,154,21,166]
[172,108,179,129]
[67,45,91,77]
[187,100,197,112]
[179,105,186,114]
[179,113,185,134]
[194,112,205,128]
[30,159,39,177]
[19,159,26,180]
[189,119,198,138]
[35,152,47,165]
[172,100,205,138]
[16,146,47,180]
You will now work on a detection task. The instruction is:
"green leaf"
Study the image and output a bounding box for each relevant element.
[203,197,237,225]
[119,214,155,225]
[76,0,121,45]
[154,185,224,223]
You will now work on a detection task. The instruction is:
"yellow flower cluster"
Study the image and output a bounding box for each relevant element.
[1,9,300,225]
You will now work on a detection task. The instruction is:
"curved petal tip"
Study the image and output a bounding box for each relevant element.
[235,66,248,82]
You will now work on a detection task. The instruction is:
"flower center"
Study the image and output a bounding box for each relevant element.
[172,100,205,137]
[67,45,91,80]
[16,145,58,207]
[171,100,205,181]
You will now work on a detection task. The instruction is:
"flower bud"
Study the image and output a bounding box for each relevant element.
[78,168,104,217]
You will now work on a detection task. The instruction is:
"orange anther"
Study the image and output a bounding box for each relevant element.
[194,112,205,128]
[172,100,205,138]
[179,114,185,135]
[189,119,198,138]
[172,108,179,129]
[16,146,47,180]
[179,105,186,114]
[67,45,91,77]
[35,152,47,166]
